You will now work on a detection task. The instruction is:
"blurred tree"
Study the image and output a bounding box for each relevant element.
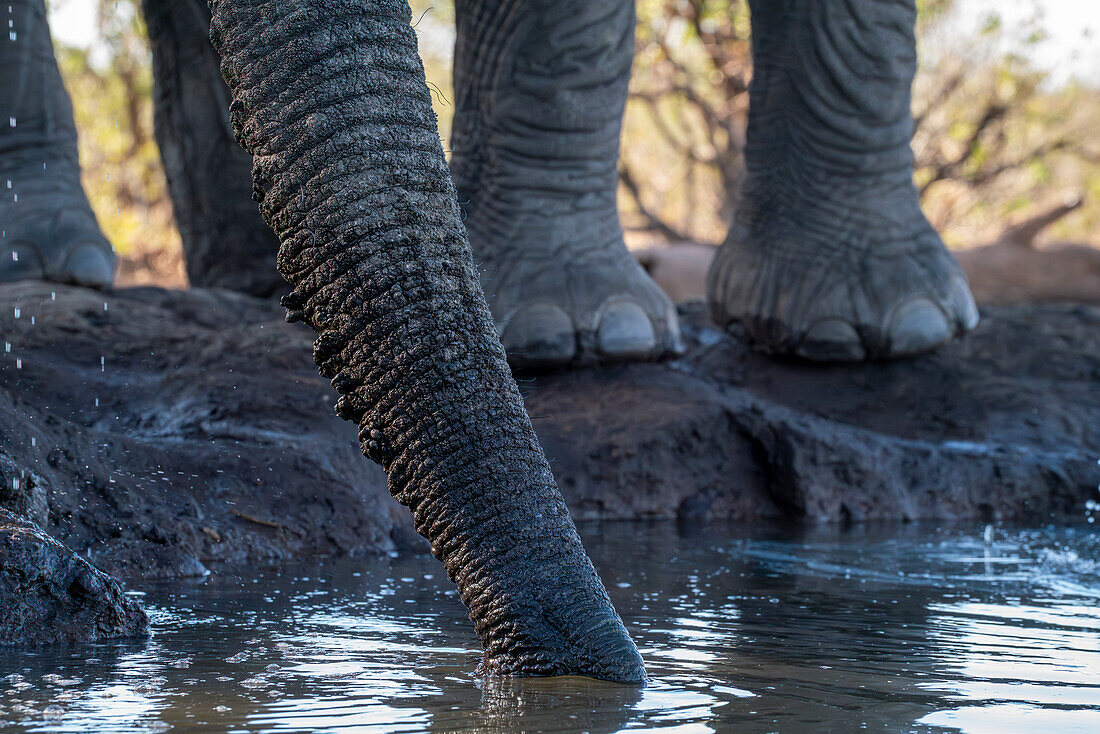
[620,0,751,244]
[912,48,1100,247]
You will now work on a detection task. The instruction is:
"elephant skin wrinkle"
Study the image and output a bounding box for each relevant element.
[0,283,1094,583]
[208,0,644,683]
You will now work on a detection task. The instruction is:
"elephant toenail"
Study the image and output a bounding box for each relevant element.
[61,242,115,289]
[796,319,866,362]
[0,242,46,282]
[500,303,576,367]
[887,298,952,355]
[665,311,686,356]
[950,274,980,330]
[596,301,657,359]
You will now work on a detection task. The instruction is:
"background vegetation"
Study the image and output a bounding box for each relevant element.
[49,0,1099,287]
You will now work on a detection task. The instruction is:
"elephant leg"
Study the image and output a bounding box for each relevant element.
[706,0,978,360]
[206,0,646,683]
[451,0,682,367]
[142,0,283,298]
[0,0,115,287]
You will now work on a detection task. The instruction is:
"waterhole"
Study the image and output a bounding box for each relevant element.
[1,521,1097,733]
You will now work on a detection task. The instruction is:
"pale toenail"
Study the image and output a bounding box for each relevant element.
[500,303,576,366]
[665,310,686,356]
[597,301,657,359]
[950,274,980,330]
[796,319,866,361]
[0,242,46,282]
[61,242,115,289]
[888,298,952,355]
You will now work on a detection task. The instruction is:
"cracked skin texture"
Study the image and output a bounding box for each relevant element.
[707,0,978,360]
[451,0,682,367]
[2,0,975,362]
[207,0,645,684]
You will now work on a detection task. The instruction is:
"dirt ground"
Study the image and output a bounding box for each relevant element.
[0,282,1095,579]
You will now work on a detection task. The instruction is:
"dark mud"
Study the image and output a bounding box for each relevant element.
[0,508,148,645]
[0,283,1096,579]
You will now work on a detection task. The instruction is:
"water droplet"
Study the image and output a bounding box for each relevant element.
[11,250,16,262]
[12,307,18,318]
[7,116,13,127]
[94,397,99,407]
[100,356,105,372]
[15,358,21,369]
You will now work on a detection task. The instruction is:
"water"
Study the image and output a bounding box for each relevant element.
[1,522,1097,733]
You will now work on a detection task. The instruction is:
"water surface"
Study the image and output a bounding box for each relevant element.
[1,522,1098,733]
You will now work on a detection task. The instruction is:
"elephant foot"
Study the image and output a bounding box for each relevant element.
[479,234,683,368]
[706,186,979,362]
[0,155,115,288]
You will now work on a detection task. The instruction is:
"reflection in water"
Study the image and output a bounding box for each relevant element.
[0,522,1097,732]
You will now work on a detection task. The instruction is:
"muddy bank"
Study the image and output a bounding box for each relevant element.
[0,283,1096,578]
[533,303,1099,522]
[0,508,148,645]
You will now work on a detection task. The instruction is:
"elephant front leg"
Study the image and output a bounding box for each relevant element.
[142,0,284,298]
[706,0,978,361]
[0,0,115,287]
[451,0,682,367]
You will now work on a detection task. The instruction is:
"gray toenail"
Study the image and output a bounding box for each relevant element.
[888,298,952,355]
[597,301,657,359]
[500,303,576,366]
[951,275,980,330]
[796,319,866,361]
[666,310,686,356]
[61,243,115,289]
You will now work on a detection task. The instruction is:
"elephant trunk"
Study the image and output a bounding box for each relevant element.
[206,0,645,684]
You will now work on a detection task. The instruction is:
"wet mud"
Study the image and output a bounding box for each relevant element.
[0,283,1095,581]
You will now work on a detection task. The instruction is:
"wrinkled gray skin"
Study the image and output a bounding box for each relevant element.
[0,0,976,362]
[204,0,646,683]
[0,0,979,682]
[0,0,115,287]
[707,0,978,360]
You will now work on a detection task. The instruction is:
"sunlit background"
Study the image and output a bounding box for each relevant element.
[44,0,1100,289]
